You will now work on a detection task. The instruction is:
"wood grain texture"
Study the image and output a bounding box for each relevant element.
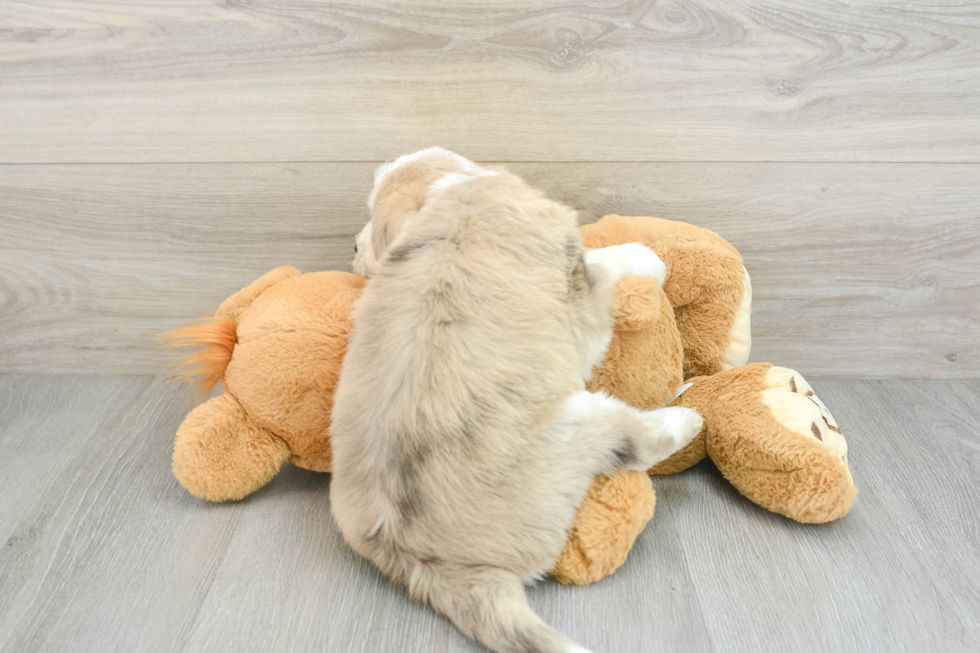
[0,1,978,163]
[0,377,239,653]
[1,162,977,377]
[658,377,980,653]
[0,376,148,551]
[1,376,978,652]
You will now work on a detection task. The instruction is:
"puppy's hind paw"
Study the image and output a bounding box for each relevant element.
[628,406,705,470]
[652,406,703,452]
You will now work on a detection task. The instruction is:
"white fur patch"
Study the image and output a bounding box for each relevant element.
[373,147,476,188]
[370,147,483,212]
[565,645,595,653]
[352,222,380,277]
[426,169,498,202]
[374,147,450,184]
[579,328,612,382]
[562,390,615,423]
[649,405,703,452]
[585,243,666,286]
[654,406,699,435]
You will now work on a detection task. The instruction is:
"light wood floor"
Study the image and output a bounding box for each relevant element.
[1,376,978,653]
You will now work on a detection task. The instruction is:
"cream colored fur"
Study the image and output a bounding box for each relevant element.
[331,149,701,653]
[721,266,752,370]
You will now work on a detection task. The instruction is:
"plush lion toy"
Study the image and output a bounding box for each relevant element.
[166,216,856,586]
[580,216,855,525]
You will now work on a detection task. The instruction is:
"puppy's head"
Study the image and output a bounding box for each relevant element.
[354,147,486,276]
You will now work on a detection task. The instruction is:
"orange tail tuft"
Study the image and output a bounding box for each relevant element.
[160,318,238,400]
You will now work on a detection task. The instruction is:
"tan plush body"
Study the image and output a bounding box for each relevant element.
[168,215,856,587]
[170,267,363,500]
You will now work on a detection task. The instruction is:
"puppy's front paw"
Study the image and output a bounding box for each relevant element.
[618,243,667,281]
[586,244,666,286]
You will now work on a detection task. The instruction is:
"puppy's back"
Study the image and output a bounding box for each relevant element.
[332,165,603,653]
[332,171,585,554]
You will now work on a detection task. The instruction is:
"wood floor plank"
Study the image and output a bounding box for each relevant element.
[816,379,980,650]
[0,377,245,653]
[0,1,977,163]
[1,377,977,652]
[179,464,713,653]
[658,378,980,653]
[0,376,147,525]
[0,375,150,616]
[1,162,977,377]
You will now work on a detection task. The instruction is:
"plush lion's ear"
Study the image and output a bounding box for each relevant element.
[614,276,662,331]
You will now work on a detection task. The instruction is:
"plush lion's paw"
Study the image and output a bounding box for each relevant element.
[586,244,666,286]
[701,363,856,523]
[760,366,848,464]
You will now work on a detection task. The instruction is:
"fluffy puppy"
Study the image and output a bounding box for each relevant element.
[332,148,702,653]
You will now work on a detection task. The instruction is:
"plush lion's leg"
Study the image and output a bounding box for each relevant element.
[652,363,856,523]
[550,471,656,585]
[706,364,856,523]
[173,393,291,501]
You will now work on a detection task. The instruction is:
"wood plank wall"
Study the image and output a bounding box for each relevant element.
[1,1,978,377]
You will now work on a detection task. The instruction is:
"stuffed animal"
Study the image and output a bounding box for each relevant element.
[166,216,856,587]
[579,215,856,526]
[166,266,361,494]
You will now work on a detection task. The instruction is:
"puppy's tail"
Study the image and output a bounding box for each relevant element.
[412,563,591,653]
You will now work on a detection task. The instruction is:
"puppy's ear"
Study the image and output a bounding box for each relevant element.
[371,221,389,257]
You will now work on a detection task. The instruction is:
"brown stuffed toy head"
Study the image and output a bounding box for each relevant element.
[582,214,752,379]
